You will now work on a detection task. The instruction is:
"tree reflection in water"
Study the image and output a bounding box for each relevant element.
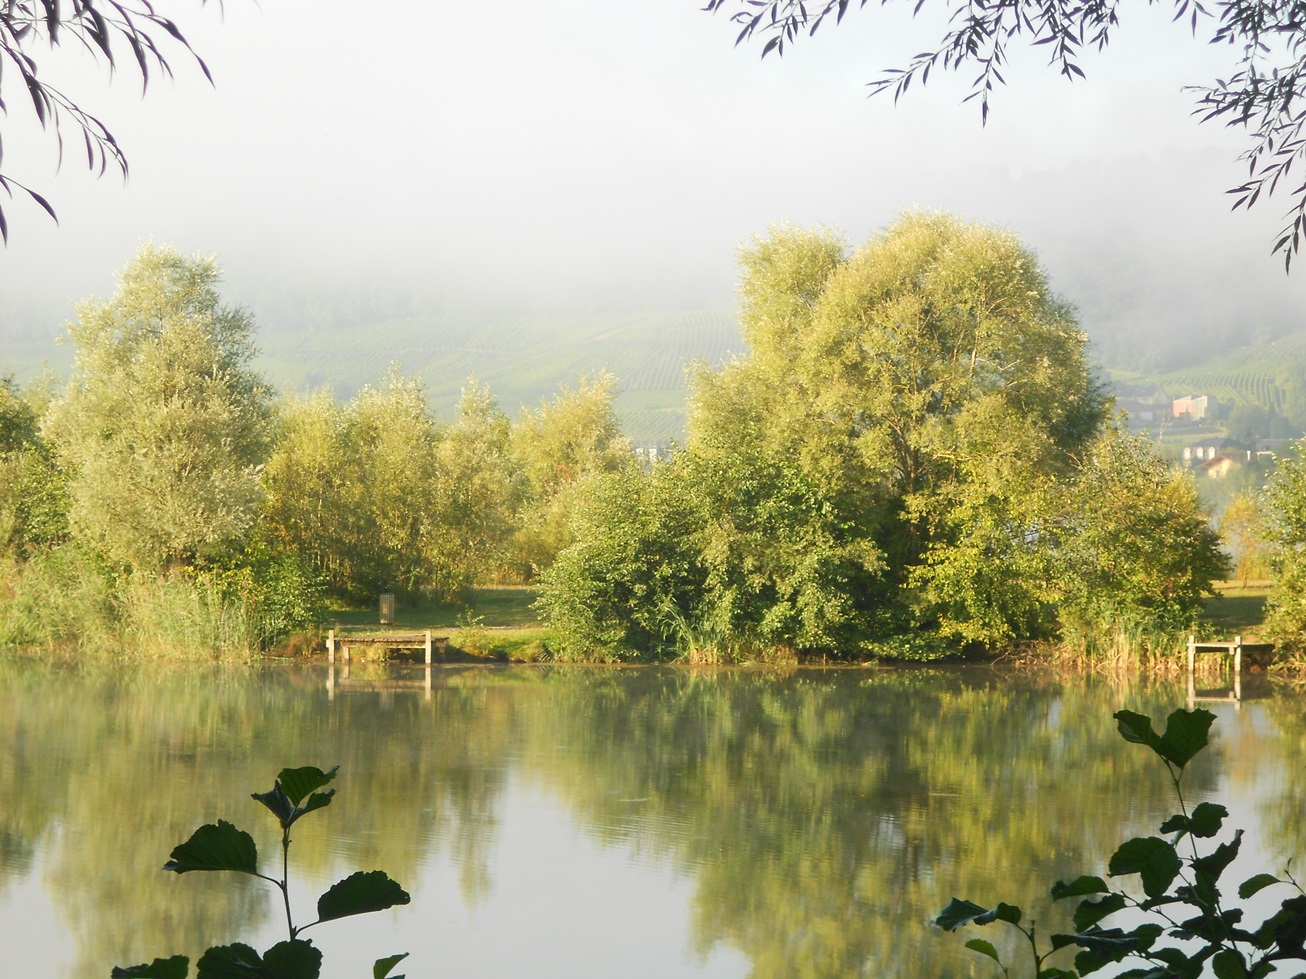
[0,660,1299,978]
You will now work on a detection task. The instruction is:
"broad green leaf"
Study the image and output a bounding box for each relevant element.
[1157,709,1215,769]
[253,770,337,830]
[1114,710,1163,753]
[1149,946,1195,969]
[1114,708,1214,770]
[1073,893,1127,931]
[1238,874,1282,899]
[936,898,993,931]
[373,953,409,979]
[112,955,190,979]
[1189,802,1228,838]
[1266,895,1306,953]
[316,870,411,923]
[1063,924,1163,974]
[978,902,1022,926]
[1109,837,1181,898]
[964,938,1001,964]
[163,821,258,875]
[1193,830,1244,888]
[276,766,338,806]
[1036,970,1079,979]
[251,784,296,827]
[194,941,320,979]
[1212,948,1250,979]
[1052,875,1109,899]
[194,943,265,979]
[297,791,335,820]
[1159,813,1190,836]
[261,940,322,979]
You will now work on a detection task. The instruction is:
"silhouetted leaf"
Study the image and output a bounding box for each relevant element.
[194,943,264,979]
[1052,875,1109,899]
[1109,837,1181,897]
[194,941,320,979]
[163,821,258,875]
[1193,830,1243,886]
[1212,947,1250,978]
[316,871,410,923]
[373,954,408,979]
[112,955,189,979]
[1238,873,1282,899]
[262,940,322,979]
[1114,709,1163,753]
[1158,709,1214,769]
[1073,892,1128,931]
[1114,708,1213,770]
[936,898,994,931]
[277,766,338,807]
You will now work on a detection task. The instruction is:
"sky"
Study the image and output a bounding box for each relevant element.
[0,0,1302,367]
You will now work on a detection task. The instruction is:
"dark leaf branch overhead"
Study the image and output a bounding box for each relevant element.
[705,0,1306,269]
[0,0,212,243]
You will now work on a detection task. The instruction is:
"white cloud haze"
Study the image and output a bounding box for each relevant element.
[0,0,1301,366]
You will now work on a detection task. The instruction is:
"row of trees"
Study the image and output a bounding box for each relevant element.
[12,221,1306,661]
[0,244,631,649]
[538,214,1232,661]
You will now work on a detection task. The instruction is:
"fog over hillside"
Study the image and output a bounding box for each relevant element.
[1,0,1303,384]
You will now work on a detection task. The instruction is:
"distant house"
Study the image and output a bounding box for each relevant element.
[1183,443,1221,463]
[1172,394,1210,420]
[1117,398,1161,425]
[1196,451,1252,479]
[1113,384,1169,430]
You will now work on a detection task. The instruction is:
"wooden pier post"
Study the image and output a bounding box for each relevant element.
[424,629,433,666]
[328,628,336,665]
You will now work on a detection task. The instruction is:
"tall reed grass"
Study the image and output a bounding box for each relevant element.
[0,545,267,661]
[1055,610,1190,671]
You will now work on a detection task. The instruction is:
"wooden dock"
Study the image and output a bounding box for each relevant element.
[326,628,448,665]
[1185,634,1274,709]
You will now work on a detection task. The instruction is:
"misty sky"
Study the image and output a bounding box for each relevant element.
[1,0,1302,365]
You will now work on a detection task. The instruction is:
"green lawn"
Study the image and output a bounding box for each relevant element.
[324,587,549,661]
[328,586,540,630]
[1201,582,1270,639]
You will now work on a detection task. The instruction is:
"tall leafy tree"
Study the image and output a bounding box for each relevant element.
[431,381,525,593]
[1047,428,1229,656]
[1220,488,1267,588]
[44,244,273,572]
[511,371,631,576]
[690,214,1106,651]
[543,214,1224,660]
[1263,448,1306,647]
[0,375,68,553]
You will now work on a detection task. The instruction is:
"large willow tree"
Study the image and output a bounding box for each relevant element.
[44,245,273,572]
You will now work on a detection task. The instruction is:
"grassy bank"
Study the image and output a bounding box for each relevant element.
[1201,581,1270,640]
[324,587,552,663]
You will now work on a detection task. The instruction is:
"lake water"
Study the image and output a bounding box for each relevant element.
[0,658,1301,978]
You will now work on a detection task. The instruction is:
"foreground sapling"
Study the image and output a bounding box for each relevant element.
[937,708,1306,978]
[113,765,410,979]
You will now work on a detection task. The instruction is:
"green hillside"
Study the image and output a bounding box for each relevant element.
[256,307,742,445]
[1115,330,1306,419]
[2,308,745,446]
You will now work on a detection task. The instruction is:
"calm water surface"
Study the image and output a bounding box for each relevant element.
[0,659,1301,978]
